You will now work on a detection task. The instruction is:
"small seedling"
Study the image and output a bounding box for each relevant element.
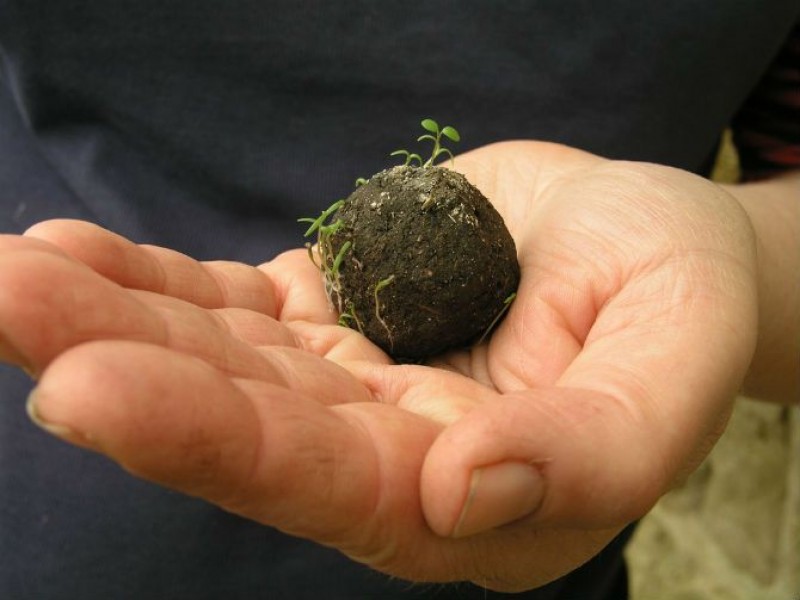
[391,119,460,168]
[337,301,364,333]
[389,149,423,167]
[298,199,344,238]
[331,240,351,276]
[298,199,351,310]
[418,118,461,167]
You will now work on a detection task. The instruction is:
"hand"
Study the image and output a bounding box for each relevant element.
[0,141,758,592]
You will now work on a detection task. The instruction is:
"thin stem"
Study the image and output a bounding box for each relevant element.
[477,293,517,345]
[373,275,396,350]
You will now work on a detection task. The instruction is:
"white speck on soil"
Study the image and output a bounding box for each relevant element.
[449,203,479,227]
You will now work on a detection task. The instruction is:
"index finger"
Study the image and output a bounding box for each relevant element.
[25,219,278,315]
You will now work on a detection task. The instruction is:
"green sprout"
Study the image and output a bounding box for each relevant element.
[477,292,517,345]
[297,199,352,311]
[331,240,351,277]
[338,301,364,333]
[418,118,461,167]
[298,200,344,238]
[389,149,423,167]
[391,118,460,168]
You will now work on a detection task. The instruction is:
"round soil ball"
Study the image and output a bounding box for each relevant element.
[326,165,520,361]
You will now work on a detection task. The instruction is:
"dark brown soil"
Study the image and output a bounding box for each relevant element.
[325,165,519,361]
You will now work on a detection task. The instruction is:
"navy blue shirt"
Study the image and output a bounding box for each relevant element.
[2,2,798,598]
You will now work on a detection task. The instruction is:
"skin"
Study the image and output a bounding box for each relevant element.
[0,141,796,592]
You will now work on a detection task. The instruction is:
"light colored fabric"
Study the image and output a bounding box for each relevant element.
[627,397,800,599]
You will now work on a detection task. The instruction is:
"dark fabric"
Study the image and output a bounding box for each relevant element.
[732,22,800,180]
[2,2,799,599]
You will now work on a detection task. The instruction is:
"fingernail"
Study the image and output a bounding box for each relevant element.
[452,462,544,538]
[26,390,93,448]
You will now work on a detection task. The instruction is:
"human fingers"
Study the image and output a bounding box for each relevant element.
[25,340,439,554]
[438,142,607,390]
[0,248,372,405]
[26,341,619,592]
[419,166,759,537]
[25,219,278,314]
[258,248,338,325]
[255,248,397,363]
[24,220,390,363]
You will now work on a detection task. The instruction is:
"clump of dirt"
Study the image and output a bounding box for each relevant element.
[323,164,519,361]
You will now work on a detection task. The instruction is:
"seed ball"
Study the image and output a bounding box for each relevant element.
[326,165,520,361]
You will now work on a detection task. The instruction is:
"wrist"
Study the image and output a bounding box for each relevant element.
[724,172,800,404]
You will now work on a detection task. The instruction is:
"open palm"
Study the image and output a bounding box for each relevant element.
[0,141,758,591]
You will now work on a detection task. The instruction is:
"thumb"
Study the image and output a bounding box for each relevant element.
[419,386,686,538]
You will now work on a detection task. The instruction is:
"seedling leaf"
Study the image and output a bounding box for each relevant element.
[421,118,439,133]
[298,199,345,237]
[374,274,396,294]
[441,126,460,142]
[331,240,351,275]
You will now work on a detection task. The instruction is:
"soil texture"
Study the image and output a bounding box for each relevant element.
[326,165,519,360]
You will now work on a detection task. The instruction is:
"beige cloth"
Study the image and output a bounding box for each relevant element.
[627,398,800,599]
